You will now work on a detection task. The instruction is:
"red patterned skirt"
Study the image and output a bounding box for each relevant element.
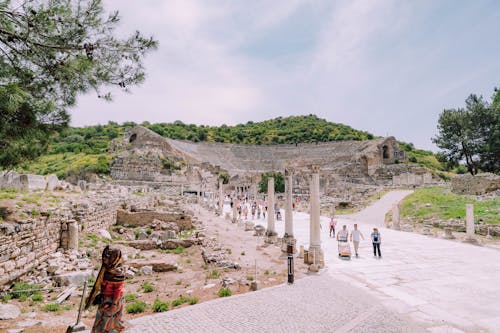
[91,281,126,333]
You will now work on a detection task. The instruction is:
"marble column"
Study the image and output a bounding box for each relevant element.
[465,204,475,241]
[284,169,294,238]
[392,203,400,230]
[219,179,224,216]
[67,220,79,250]
[252,183,258,202]
[309,167,322,265]
[266,177,276,237]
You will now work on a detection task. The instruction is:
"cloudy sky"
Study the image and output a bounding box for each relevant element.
[71,0,500,151]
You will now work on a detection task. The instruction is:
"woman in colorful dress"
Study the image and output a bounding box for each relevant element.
[85,245,126,333]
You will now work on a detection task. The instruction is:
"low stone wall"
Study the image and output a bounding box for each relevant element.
[116,210,192,230]
[0,171,59,191]
[451,173,500,195]
[0,214,61,286]
[407,218,500,236]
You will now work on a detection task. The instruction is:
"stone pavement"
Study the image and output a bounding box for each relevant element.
[126,191,500,332]
[275,190,500,332]
[126,272,424,333]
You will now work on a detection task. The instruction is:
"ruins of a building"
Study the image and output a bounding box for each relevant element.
[110,126,434,194]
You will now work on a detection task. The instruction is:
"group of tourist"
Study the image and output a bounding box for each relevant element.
[329,218,382,258]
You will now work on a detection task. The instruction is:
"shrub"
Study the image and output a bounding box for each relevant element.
[12,282,39,299]
[152,299,169,312]
[146,228,152,235]
[207,270,220,279]
[187,297,199,305]
[125,294,138,303]
[218,288,232,297]
[171,296,187,307]
[31,293,43,302]
[246,276,254,281]
[171,296,197,307]
[125,301,147,314]
[2,294,12,302]
[142,282,155,293]
[41,303,61,312]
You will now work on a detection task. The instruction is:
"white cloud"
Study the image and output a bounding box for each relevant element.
[72,0,500,151]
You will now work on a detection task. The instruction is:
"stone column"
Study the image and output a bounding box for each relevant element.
[252,183,258,201]
[309,166,322,265]
[67,220,79,250]
[266,177,276,238]
[465,204,476,242]
[392,203,400,230]
[283,169,296,253]
[219,179,224,216]
[232,199,238,223]
[284,169,294,238]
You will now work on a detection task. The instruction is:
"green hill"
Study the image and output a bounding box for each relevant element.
[14,115,444,179]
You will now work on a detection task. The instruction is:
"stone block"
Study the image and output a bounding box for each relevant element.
[0,304,21,320]
[53,270,91,286]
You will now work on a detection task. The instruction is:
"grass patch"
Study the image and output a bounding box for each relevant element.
[400,187,500,224]
[217,288,232,297]
[41,303,60,312]
[125,301,147,314]
[207,269,220,279]
[152,299,169,312]
[11,282,40,299]
[124,294,138,303]
[142,282,155,293]
[160,245,184,255]
[246,276,254,281]
[171,296,198,307]
[31,293,43,302]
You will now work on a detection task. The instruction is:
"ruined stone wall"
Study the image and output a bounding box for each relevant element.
[0,214,61,286]
[0,189,160,288]
[451,173,500,195]
[116,210,192,230]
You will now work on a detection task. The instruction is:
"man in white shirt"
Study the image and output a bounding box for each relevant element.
[350,224,364,257]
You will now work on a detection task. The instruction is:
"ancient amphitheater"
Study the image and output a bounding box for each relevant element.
[110,126,435,196]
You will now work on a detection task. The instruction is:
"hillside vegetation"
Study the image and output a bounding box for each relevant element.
[15,115,444,179]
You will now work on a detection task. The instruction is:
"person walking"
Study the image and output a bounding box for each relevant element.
[336,225,348,242]
[86,246,126,333]
[371,228,382,258]
[350,224,364,257]
[329,217,337,238]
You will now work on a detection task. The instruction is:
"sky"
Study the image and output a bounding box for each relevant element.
[71,0,500,151]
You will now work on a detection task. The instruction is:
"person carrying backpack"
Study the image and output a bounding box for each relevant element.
[371,228,381,258]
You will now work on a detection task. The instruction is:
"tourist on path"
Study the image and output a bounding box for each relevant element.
[350,224,364,257]
[329,217,337,238]
[86,245,126,333]
[337,225,348,242]
[371,228,382,258]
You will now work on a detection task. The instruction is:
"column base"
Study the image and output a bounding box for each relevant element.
[280,236,296,254]
[463,237,479,244]
[306,247,324,267]
[265,231,277,244]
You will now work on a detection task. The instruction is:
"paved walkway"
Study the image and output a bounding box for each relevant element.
[126,191,500,332]
[127,272,423,333]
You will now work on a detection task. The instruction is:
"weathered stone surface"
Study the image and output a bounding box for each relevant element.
[129,260,178,272]
[116,210,192,230]
[159,238,200,250]
[53,270,91,286]
[99,229,112,241]
[451,173,500,195]
[0,303,21,320]
[140,266,153,275]
[126,240,157,250]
